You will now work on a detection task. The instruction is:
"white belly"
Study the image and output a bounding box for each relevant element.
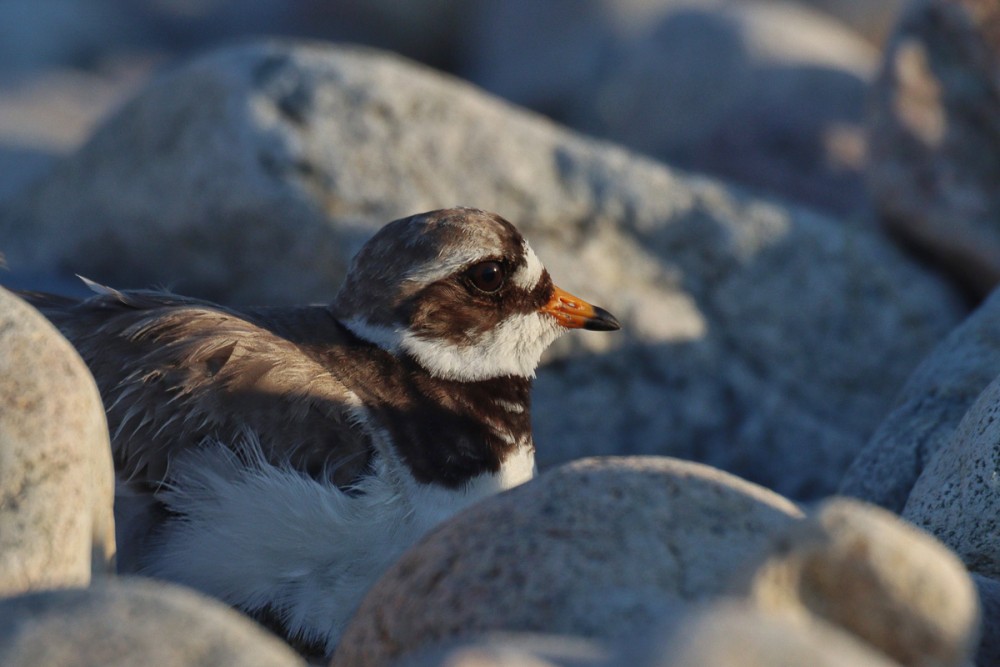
[142,440,536,655]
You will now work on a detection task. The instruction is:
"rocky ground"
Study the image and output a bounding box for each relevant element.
[2,0,1000,665]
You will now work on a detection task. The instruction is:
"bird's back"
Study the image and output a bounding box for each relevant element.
[23,284,376,489]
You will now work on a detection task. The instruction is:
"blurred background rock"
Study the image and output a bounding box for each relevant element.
[0,0,903,214]
[7,5,1000,662]
[3,0,993,501]
[7,6,1000,661]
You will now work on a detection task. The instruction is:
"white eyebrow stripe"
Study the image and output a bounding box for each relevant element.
[403,248,485,286]
[513,242,543,290]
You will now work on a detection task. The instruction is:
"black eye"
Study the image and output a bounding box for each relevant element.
[467,261,505,293]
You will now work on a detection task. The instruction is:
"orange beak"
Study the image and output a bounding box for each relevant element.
[540,285,621,331]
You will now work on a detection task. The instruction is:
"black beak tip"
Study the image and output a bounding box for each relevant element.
[584,307,622,332]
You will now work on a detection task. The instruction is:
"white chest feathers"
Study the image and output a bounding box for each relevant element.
[141,438,536,655]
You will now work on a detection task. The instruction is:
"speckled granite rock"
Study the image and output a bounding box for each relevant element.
[396,633,610,667]
[903,374,1000,577]
[396,608,903,667]
[332,457,802,666]
[971,573,1000,666]
[840,286,1000,512]
[0,578,305,667]
[0,42,963,499]
[867,0,1000,296]
[334,466,971,666]
[0,286,115,595]
[649,601,901,667]
[738,498,979,667]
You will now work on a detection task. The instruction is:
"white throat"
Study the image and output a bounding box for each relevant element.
[342,311,565,381]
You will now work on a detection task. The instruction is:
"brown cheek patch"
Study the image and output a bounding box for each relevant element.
[407,270,556,346]
[408,282,502,345]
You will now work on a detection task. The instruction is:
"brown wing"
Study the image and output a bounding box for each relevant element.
[24,283,373,488]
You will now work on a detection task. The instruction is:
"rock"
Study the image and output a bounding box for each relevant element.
[794,0,906,44]
[0,41,963,499]
[648,601,900,667]
[332,457,803,666]
[840,287,1000,512]
[0,0,144,76]
[0,287,115,596]
[462,0,878,215]
[971,573,1000,667]
[867,0,1000,296]
[397,633,611,667]
[0,578,305,667]
[398,603,905,667]
[737,498,979,667]
[902,374,1000,578]
[0,64,152,205]
[294,0,467,67]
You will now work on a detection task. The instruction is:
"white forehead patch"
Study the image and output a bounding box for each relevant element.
[512,241,544,290]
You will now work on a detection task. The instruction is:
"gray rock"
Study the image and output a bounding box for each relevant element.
[0,578,305,667]
[0,64,150,207]
[649,601,900,667]
[738,498,978,667]
[0,287,115,596]
[332,456,802,666]
[867,0,1000,296]
[840,287,1000,512]
[399,603,904,667]
[903,374,1000,578]
[0,0,142,76]
[971,573,1000,667]
[462,0,878,215]
[0,41,963,499]
[397,633,611,667]
[794,0,905,43]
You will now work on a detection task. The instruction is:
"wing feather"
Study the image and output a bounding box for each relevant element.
[24,285,373,488]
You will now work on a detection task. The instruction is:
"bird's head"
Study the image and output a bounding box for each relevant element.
[333,208,620,381]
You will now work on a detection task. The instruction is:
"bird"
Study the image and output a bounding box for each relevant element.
[23,207,621,657]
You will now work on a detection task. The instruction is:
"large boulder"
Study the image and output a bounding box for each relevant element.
[738,498,979,667]
[0,578,304,667]
[972,573,1000,666]
[903,374,1000,578]
[794,0,906,43]
[334,462,978,667]
[840,287,1000,512]
[398,608,902,667]
[461,0,878,215]
[0,41,963,498]
[332,457,802,666]
[648,601,901,667]
[0,286,115,596]
[397,633,612,667]
[867,0,1000,296]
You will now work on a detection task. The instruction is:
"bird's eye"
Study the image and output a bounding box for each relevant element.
[467,261,505,293]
